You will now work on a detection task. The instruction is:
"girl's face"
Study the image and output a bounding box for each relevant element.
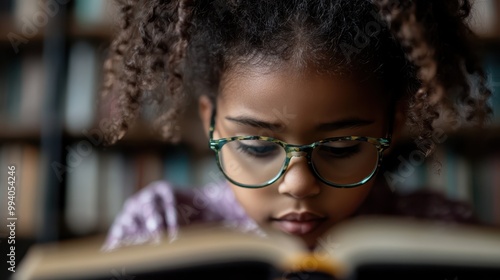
[200,64,394,249]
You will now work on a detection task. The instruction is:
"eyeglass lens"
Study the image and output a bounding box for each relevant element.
[218,139,378,186]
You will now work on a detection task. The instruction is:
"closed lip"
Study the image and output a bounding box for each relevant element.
[272,211,326,222]
[271,211,326,236]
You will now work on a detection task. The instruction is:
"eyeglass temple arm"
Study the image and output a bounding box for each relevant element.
[209,108,217,140]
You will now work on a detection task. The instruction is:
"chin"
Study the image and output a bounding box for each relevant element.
[302,228,331,251]
[284,223,332,251]
[299,235,320,251]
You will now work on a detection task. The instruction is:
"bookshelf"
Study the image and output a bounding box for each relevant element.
[0,2,500,277]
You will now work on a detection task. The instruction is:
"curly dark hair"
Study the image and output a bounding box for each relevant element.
[100,0,492,158]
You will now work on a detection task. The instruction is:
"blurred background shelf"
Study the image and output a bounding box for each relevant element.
[0,2,217,271]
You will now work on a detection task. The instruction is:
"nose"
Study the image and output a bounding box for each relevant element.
[278,155,321,199]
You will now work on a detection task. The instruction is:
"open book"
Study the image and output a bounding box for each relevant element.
[13,216,500,280]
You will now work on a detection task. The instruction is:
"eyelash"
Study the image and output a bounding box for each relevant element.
[317,144,361,159]
[235,141,361,160]
[236,143,279,158]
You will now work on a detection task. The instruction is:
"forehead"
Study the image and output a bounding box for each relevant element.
[218,64,390,126]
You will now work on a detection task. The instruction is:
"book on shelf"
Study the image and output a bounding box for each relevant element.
[0,53,9,123]
[3,55,22,125]
[64,147,100,236]
[0,49,46,130]
[19,51,46,129]
[0,144,41,238]
[164,147,192,189]
[12,0,43,30]
[63,40,99,135]
[14,216,500,280]
[471,156,496,225]
[424,146,447,195]
[98,152,129,230]
[442,146,472,203]
[73,0,118,27]
[64,148,169,236]
[134,152,164,191]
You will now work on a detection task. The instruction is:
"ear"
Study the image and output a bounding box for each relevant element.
[390,99,408,146]
[198,95,214,138]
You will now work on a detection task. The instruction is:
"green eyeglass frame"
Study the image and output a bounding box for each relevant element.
[208,109,392,188]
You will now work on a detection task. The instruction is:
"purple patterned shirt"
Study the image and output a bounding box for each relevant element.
[102,180,261,251]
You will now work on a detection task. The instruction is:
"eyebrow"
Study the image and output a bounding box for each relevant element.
[225,116,374,132]
[225,116,283,131]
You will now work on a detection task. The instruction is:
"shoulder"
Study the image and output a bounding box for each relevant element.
[101,180,178,251]
[101,180,253,251]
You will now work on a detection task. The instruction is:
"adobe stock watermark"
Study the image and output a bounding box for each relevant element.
[383,127,448,191]
[383,107,466,192]
[340,9,386,63]
[339,0,403,63]
[7,0,70,54]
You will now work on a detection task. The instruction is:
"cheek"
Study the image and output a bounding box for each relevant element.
[318,182,374,221]
[229,183,275,222]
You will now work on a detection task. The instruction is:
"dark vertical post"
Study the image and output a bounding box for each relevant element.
[39,1,69,243]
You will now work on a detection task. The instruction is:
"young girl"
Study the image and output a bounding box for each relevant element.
[101,0,492,251]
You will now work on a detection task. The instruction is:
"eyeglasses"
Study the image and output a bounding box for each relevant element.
[208,110,391,188]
